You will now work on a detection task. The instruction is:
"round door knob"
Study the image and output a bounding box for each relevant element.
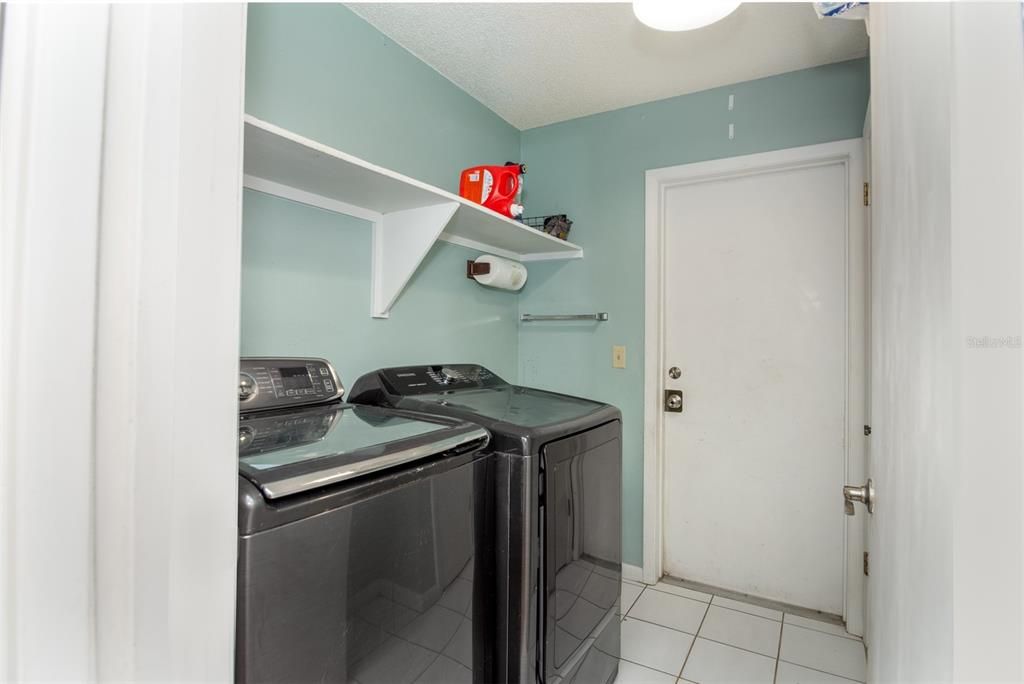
[239,373,257,401]
[666,394,682,410]
[238,426,254,448]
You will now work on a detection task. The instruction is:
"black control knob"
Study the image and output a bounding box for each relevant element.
[239,373,257,401]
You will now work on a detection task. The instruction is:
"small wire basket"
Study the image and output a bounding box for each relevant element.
[522,214,573,241]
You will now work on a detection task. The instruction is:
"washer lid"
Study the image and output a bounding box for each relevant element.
[238,403,488,499]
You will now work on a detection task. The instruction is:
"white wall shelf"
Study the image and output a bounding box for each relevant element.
[242,115,583,318]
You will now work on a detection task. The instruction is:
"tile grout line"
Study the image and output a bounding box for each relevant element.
[776,623,868,679]
[617,654,680,678]
[622,585,645,617]
[710,600,783,624]
[649,588,711,601]
[772,613,784,684]
[625,610,788,659]
[675,593,713,681]
[644,587,713,607]
[711,596,783,622]
[777,658,865,684]
[782,615,862,642]
[645,584,713,602]
[621,614,696,638]
[689,633,783,661]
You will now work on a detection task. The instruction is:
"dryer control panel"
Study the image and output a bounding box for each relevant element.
[368,364,506,397]
[239,357,343,413]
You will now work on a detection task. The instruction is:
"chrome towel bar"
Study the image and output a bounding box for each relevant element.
[520,313,609,322]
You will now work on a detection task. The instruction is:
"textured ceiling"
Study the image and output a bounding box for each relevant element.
[347,2,868,130]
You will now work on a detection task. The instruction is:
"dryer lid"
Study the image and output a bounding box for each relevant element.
[348,364,612,430]
[413,386,607,428]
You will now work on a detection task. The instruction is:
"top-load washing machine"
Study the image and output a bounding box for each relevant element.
[348,364,622,684]
[235,358,496,684]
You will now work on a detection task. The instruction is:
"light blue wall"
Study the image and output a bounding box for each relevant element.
[241,4,523,385]
[241,191,521,387]
[518,59,871,566]
[245,3,520,193]
[242,5,869,569]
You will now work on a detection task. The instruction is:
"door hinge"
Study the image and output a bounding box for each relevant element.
[863,182,870,206]
[863,551,870,576]
[864,424,872,436]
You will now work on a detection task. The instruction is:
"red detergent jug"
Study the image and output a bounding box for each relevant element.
[459,162,526,218]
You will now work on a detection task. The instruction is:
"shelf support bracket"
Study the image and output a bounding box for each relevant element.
[371,201,460,318]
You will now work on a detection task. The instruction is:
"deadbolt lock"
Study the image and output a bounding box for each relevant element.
[668,366,681,379]
[664,389,683,413]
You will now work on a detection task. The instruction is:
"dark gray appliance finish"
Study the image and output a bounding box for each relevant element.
[238,401,489,501]
[235,358,496,684]
[238,356,343,412]
[348,365,623,684]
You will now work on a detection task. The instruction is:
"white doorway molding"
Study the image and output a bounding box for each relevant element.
[643,139,867,633]
[0,4,246,680]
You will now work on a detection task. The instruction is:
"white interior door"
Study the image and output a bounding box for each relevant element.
[654,142,865,621]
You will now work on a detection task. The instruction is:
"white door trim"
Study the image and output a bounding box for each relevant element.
[643,139,867,633]
[95,5,247,680]
[0,4,246,679]
[0,5,110,678]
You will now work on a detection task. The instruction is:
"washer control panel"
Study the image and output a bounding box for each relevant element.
[378,364,504,396]
[239,357,343,413]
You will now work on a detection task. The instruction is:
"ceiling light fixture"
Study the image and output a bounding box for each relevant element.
[632,0,742,32]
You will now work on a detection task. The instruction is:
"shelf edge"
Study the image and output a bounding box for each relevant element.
[244,114,583,256]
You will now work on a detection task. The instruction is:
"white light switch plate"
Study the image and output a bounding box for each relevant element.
[612,345,626,369]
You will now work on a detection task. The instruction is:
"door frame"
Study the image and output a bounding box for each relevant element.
[861,102,873,647]
[642,139,867,634]
[0,4,246,679]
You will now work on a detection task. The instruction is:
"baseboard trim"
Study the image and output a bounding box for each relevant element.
[622,563,644,583]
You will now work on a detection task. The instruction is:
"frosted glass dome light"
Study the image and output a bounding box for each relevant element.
[632,0,742,31]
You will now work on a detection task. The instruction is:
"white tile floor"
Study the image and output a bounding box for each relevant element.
[616,579,866,684]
